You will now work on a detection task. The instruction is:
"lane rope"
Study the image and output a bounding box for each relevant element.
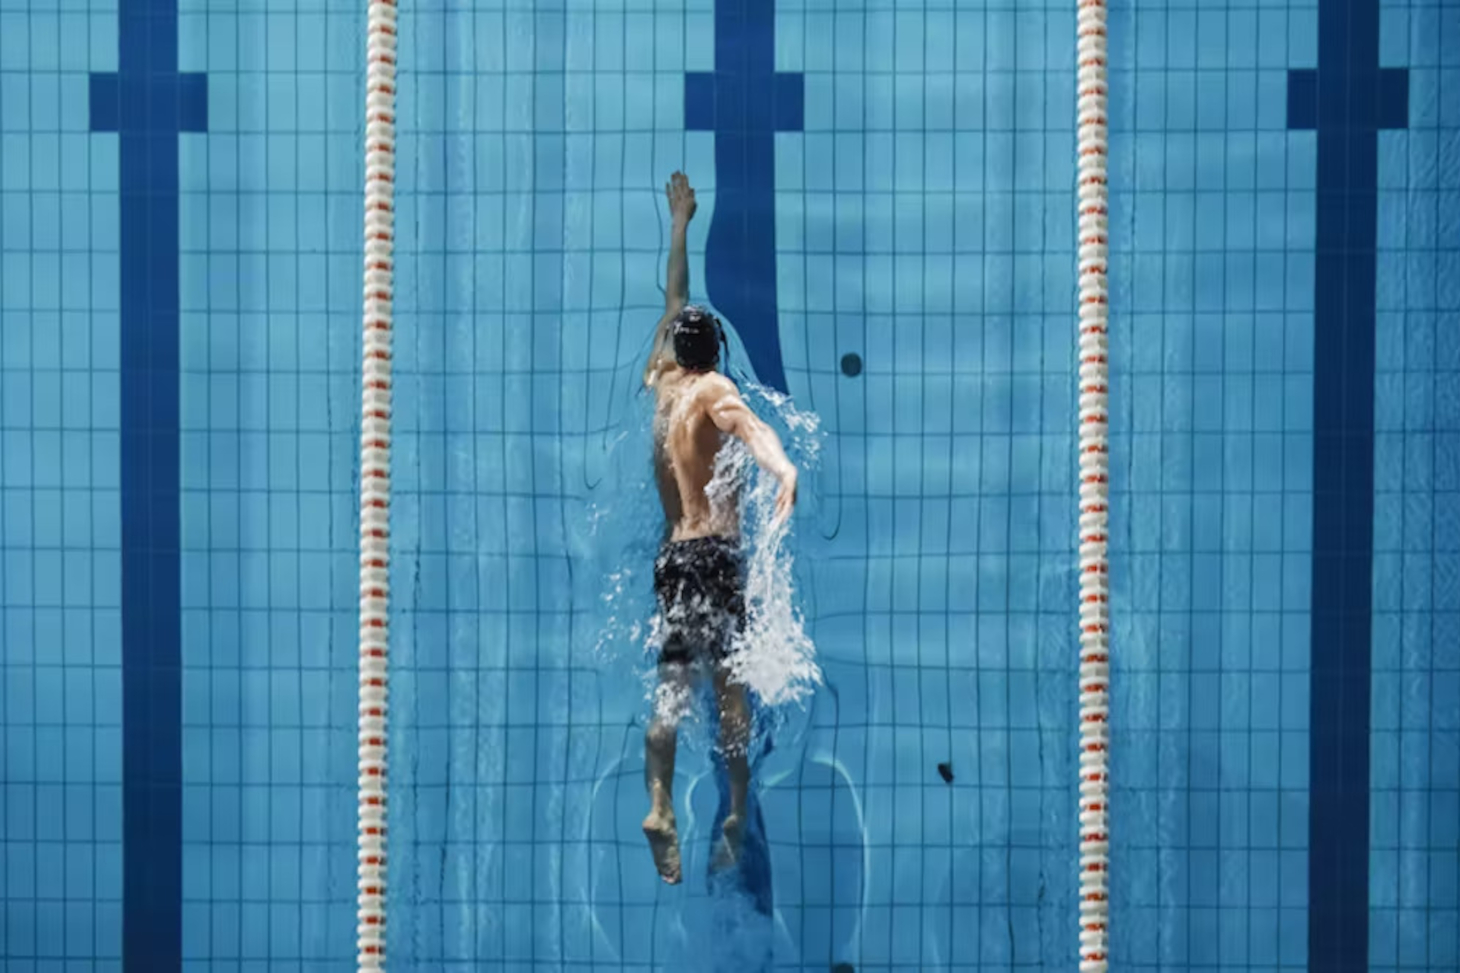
[358,0,397,967]
[1076,0,1111,968]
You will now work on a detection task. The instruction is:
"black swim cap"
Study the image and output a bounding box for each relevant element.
[671,305,723,372]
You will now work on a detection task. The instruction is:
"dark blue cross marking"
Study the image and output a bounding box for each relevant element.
[1288,0,1408,968]
[89,0,205,967]
[685,0,803,394]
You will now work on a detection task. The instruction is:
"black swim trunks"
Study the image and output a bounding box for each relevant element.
[653,535,746,665]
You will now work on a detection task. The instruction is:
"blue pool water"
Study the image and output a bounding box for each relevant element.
[2,0,1460,970]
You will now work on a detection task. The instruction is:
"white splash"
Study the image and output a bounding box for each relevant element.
[706,403,823,709]
[745,384,822,464]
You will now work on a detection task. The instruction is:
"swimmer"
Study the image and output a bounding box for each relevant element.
[640,172,799,885]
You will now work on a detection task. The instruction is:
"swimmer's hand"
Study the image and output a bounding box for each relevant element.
[774,467,798,527]
[667,171,697,225]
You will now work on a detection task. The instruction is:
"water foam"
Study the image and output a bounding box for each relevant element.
[708,384,823,709]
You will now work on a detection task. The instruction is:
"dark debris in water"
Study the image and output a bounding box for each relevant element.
[937,761,954,783]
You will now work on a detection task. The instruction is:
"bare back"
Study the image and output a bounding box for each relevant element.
[652,370,740,542]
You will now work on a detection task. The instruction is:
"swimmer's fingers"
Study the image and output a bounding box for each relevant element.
[666,172,697,218]
[773,482,796,526]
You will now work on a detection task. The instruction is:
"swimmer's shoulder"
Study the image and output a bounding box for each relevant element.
[687,374,744,433]
[691,371,738,403]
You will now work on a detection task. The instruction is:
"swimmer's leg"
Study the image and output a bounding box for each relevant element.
[644,660,690,884]
[711,666,750,871]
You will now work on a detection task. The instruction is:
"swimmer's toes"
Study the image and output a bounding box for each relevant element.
[643,812,682,885]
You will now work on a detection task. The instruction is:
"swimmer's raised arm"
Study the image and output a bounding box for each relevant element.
[698,375,798,525]
[663,172,695,313]
[644,172,698,388]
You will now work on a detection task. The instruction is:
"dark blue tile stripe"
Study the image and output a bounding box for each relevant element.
[684,0,802,394]
[679,2,793,936]
[1288,0,1408,968]
[90,1,205,968]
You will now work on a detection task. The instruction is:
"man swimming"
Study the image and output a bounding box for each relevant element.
[640,172,799,885]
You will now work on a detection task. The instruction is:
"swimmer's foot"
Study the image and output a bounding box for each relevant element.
[710,813,745,872]
[643,809,682,884]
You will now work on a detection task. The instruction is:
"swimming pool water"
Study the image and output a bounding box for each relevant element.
[1,0,1459,970]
